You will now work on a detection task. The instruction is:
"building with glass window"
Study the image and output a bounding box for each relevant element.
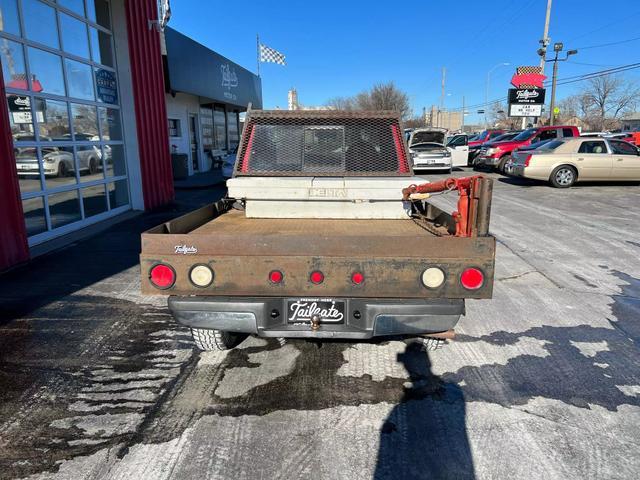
[0,0,175,271]
[163,27,262,176]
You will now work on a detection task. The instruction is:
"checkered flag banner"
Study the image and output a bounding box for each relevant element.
[259,44,286,65]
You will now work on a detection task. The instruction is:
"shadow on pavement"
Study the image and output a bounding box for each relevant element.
[374,343,475,480]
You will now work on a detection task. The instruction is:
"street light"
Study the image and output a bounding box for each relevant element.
[548,44,578,125]
[486,62,510,128]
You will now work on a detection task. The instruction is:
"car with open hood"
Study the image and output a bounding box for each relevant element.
[407,127,452,173]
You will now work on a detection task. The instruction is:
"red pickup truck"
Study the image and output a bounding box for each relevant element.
[475,125,580,172]
[468,129,507,148]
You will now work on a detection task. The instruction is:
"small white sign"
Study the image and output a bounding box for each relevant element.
[509,104,543,117]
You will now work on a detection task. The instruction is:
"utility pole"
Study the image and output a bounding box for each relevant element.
[548,43,578,125]
[461,95,465,131]
[439,67,446,128]
[539,0,553,75]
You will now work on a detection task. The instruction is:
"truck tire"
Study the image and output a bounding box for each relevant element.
[550,165,577,188]
[190,328,244,351]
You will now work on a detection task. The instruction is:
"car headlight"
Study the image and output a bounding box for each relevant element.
[485,148,498,155]
[44,156,56,163]
[443,150,451,157]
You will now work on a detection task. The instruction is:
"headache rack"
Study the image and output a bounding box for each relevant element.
[234,110,412,177]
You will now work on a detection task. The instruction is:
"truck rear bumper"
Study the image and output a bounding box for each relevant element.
[168,296,465,339]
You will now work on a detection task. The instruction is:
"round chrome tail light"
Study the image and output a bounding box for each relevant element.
[189,264,214,287]
[421,267,445,289]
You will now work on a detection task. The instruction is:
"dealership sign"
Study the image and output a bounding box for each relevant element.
[508,68,546,117]
[7,95,44,124]
[96,69,118,104]
[509,103,543,117]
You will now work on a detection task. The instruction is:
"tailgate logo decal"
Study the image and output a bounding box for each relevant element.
[288,300,344,322]
[174,244,198,254]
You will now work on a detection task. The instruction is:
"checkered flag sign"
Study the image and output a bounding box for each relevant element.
[259,44,286,65]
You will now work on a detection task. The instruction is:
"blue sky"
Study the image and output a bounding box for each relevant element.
[170,0,640,124]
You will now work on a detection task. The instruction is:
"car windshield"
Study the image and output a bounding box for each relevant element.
[512,128,537,141]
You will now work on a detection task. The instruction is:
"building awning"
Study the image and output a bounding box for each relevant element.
[164,27,262,109]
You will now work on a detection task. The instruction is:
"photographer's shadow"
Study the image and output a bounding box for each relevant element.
[374,343,475,480]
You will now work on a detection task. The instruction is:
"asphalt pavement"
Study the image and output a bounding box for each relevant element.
[0,170,639,480]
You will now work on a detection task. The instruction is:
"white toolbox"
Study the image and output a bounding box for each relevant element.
[226,176,426,219]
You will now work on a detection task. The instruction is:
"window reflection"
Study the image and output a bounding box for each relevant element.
[89,28,113,67]
[14,146,42,192]
[1,39,27,89]
[28,48,66,96]
[59,0,85,16]
[71,103,98,139]
[98,106,121,140]
[35,98,70,140]
[23,0,60,49]
[76,144,102,179]
[104,144,125,177]
[60,13,90,59]
[86,0,110,29]
[108,180,128,209]
[82,184,107,217]
[7,94,35,140]
[43,146,77,188]
[0,0,21,36]
[65,59,94,100]
[48,190,82,228]
[22,196,47,236]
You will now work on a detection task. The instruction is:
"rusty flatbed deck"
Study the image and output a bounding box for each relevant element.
[191,209,439,237]
[140,200,495,298]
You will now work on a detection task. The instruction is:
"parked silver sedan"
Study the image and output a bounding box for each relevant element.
[507,137,640,187]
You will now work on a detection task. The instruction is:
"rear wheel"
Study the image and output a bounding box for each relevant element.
[88,157,98,175]
[550,165,577,188]
[190,328,245,351]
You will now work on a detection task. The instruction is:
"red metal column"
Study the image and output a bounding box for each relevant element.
[0,63,30,271]
[125,0,174,209]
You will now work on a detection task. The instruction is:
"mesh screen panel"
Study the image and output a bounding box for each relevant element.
[235,110,412,176]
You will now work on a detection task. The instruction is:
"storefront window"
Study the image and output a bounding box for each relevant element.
[72,103,99,139]
[2,0,130,244]
[98,106,122,140]
[1,39,26,89]
[35,98,70,140]
[213,106,226,150]
[86,0,111,29]
[28,48,66,96]
[60,13,90,60]
[23,0,59,49]
[89,28,113,67]
[0,0,21,36]
[227,110,239,150]
[59,0,85,16]
[65,59,94,100]
[199,107,213,150]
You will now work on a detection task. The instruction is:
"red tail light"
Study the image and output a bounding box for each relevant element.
[149,264,176,289]
[269,270,283,284]
[310,271,324,284]
[524,154,533,167]
[351,272,364,285]
[460,268,484,290]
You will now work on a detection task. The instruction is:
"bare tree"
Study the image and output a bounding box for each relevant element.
[403,116,425,129]
[326,96,355,111]
[325,82,411,120]
[581,75,640,130]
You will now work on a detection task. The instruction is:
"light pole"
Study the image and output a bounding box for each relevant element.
[547,43,577,125]
[485,62,510,128]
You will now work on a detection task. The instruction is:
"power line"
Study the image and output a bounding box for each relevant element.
[447,63,640,113]
[565,10,640,42]
[575,35,640,51]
